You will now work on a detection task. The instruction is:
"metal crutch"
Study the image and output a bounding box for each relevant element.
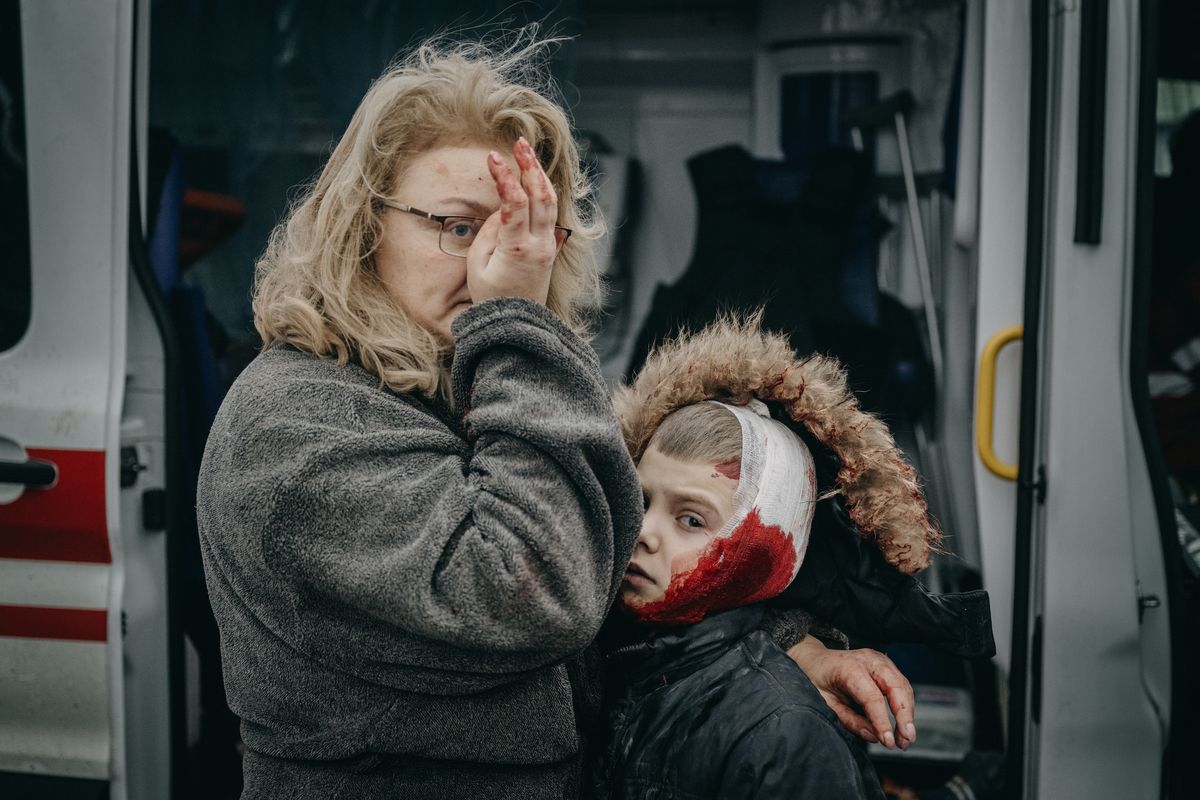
[843,91,955,564]
[843,90,945,401]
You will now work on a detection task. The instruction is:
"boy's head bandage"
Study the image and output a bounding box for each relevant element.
[615,315,941,579]
[630,399,817,625]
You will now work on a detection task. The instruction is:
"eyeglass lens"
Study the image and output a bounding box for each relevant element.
[438,217,485,257]
[436,215,571,258]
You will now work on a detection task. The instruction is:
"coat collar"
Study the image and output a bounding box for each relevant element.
[606,605,766,698]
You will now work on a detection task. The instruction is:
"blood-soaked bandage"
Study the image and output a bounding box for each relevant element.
[628,400,817,625]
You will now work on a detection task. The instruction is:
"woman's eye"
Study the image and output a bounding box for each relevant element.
[445,218,481,240]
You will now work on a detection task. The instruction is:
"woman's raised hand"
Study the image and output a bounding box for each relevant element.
[466,137,561,306]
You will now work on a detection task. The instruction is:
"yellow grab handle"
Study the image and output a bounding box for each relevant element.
[976,324,1023,481]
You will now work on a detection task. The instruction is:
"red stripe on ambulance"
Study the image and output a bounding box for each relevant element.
[0,448,110,563]
[0,604,107,642]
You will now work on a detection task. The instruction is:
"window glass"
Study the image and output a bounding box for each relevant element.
[0,0,31,352]
[1148,90,1200,513]
[1155,79,1200,176]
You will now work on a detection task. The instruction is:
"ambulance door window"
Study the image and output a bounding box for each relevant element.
[0,0,30,352]
[1148,79,1200,512]
[1136,3,1200,793]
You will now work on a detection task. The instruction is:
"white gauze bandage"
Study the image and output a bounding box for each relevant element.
[631,399,818,625]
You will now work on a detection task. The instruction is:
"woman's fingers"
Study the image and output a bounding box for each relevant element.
[841,667,899,748]
[869,656,917,748]
[471,151,551,305]
[513,137,556,236]
[820,690,879,744]
[818,649,917,750]
[487,150,531,243]
[465,212,501,289]
[470,141,557,305]
[784,638,914,749]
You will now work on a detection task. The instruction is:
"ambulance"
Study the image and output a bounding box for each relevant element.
[0,0,1195,797]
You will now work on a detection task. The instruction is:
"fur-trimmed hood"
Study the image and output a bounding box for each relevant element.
[613,314,941,575]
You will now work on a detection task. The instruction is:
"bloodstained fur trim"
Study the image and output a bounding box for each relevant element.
[613,312,942,574]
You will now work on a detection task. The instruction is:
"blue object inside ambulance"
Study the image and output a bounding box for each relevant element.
[146,136,246,790]
[779,70,881,328]
[149,147,224,479]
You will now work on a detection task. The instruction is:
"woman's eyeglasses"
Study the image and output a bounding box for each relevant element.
[380,200,573,258]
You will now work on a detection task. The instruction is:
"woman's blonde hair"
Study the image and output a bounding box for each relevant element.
[253,26,602,400]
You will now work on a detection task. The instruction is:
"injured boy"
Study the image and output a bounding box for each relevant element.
[596,316,946,799]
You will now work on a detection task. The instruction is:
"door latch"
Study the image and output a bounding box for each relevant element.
[1137,592,1161,622]
[120,445,147,487]
[1136,581,1162,622]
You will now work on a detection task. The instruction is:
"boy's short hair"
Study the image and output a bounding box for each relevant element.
[647,403,741,465]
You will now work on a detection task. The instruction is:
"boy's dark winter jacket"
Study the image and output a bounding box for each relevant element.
[595,605,886,800]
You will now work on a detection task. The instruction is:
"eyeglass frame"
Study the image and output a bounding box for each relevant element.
[379,199,573,258]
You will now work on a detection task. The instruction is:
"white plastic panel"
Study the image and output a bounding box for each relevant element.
[0,0,132,783]
[1033,1,1166,796]
[0,562,111,608]
[0,639,110,777]
[972,0,1032,673]
[4,1,129,453]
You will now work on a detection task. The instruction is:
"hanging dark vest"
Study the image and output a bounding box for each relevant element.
[627,145,840,375]
[624,144,926,418]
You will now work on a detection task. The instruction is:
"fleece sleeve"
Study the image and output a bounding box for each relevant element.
[761,608,850,651]
[254,298,643,671]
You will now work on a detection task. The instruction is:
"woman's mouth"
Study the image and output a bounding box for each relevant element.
[623,562,655,588]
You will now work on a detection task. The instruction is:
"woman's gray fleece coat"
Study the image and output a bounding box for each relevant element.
[196,298,644,799]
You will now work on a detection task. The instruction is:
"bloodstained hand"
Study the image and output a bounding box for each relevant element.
[465,137,560,306]
[786,635,917,750]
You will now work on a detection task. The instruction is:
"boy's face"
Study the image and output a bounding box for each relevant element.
[621,445,739,607]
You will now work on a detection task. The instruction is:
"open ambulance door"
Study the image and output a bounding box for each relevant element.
[0,2,182,798]
[975,0,1184,796]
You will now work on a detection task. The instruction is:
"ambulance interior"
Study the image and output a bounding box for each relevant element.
[1,0,1198,798]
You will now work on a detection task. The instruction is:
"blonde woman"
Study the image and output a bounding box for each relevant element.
[197,30,915,800]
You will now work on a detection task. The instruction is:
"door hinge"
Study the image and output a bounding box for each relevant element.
[1020,465,1047,504]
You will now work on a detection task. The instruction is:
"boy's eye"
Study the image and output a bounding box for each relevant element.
[679,514,705,530]
[642,493,650,511]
